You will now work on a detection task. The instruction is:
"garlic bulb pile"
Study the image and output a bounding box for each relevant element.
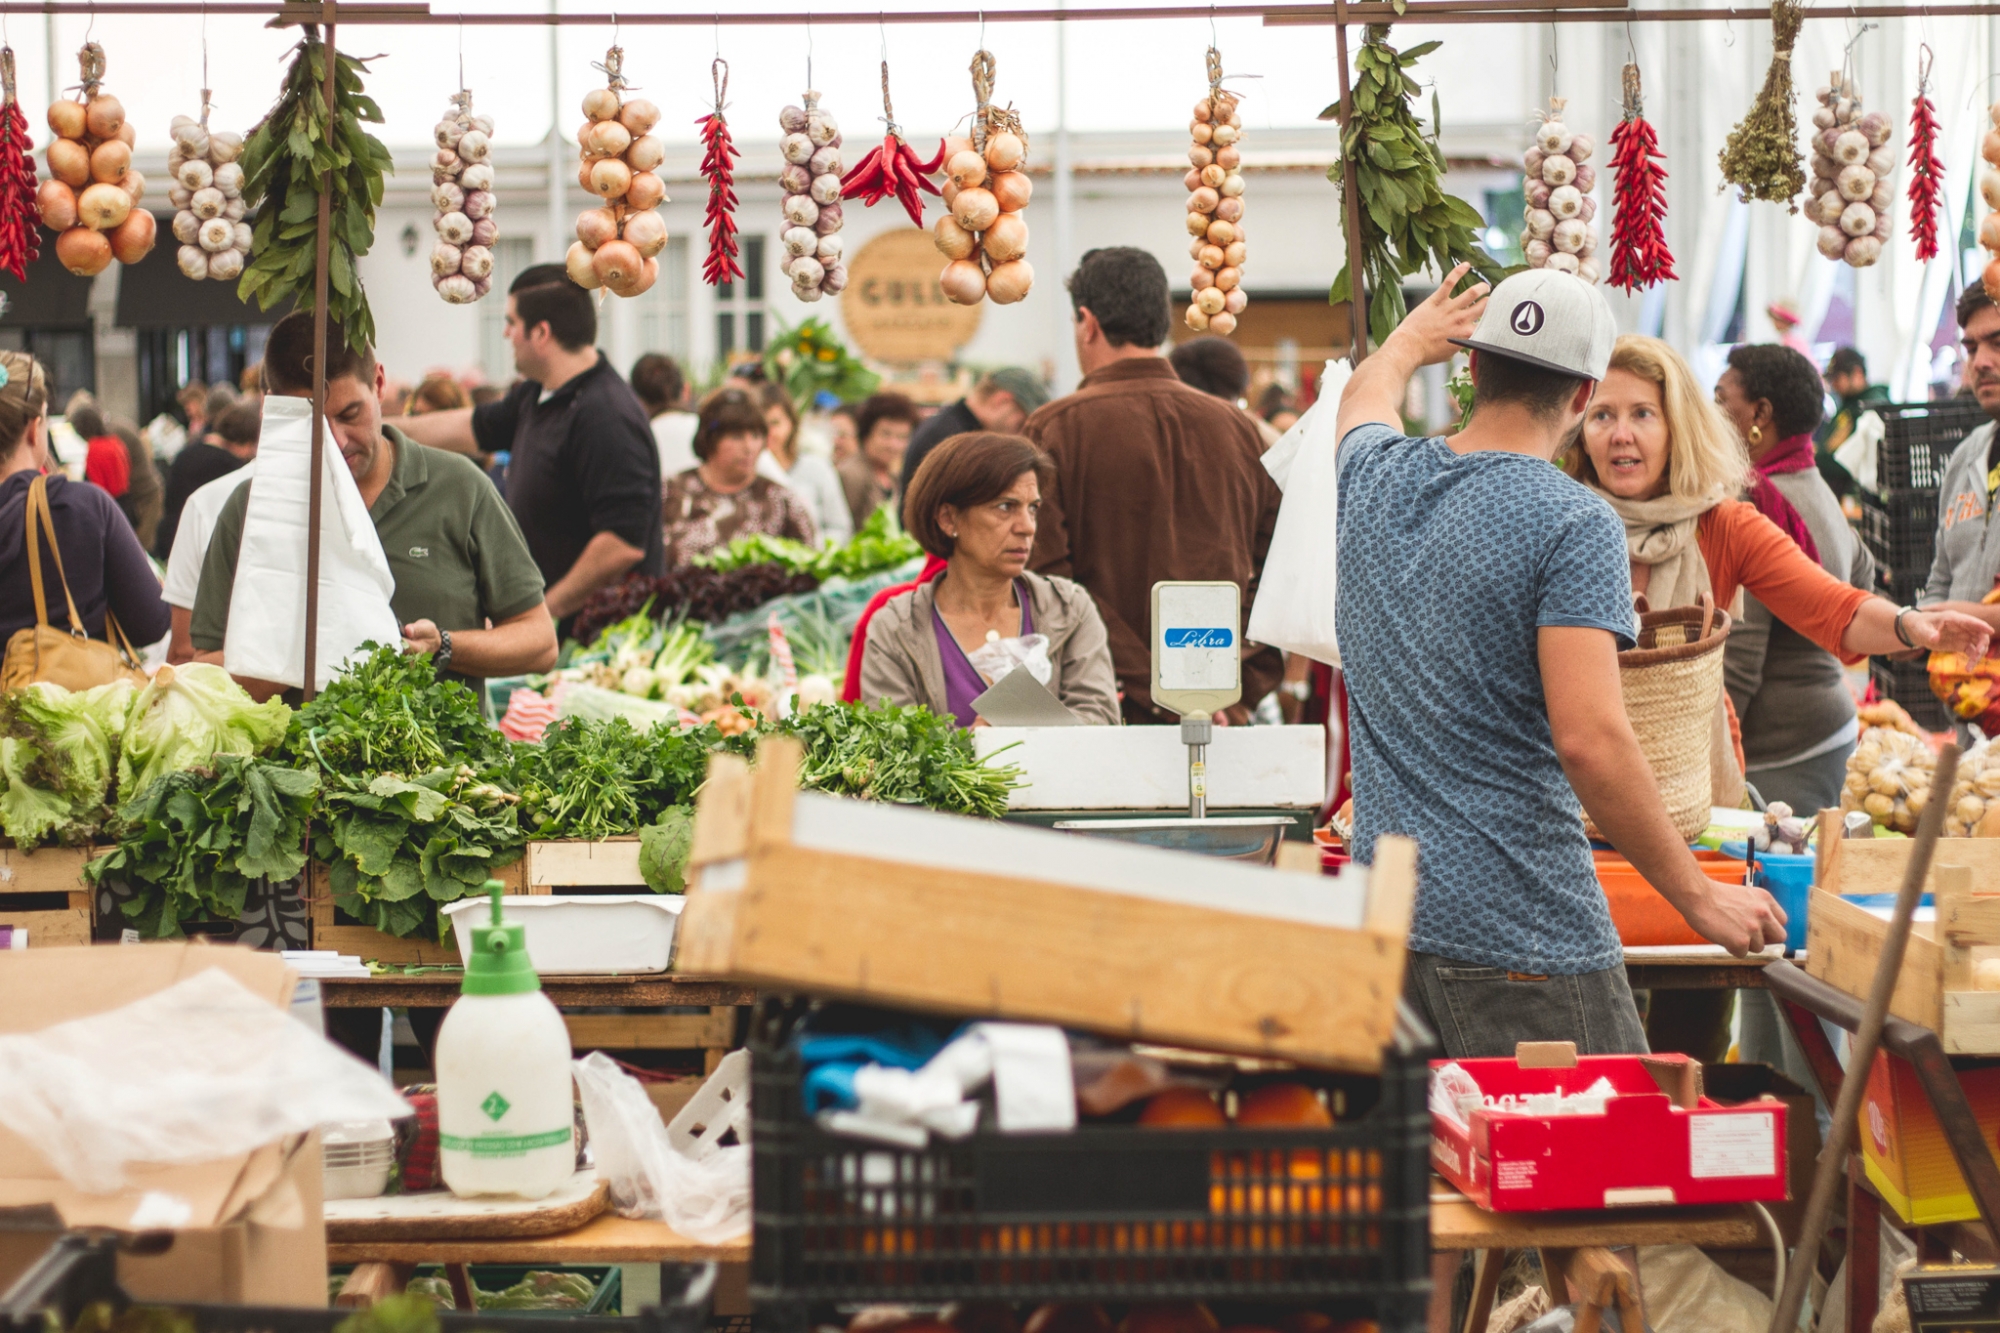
[1807,74,1894,269]
[1942,745,2000,838]
[936,128,1031,307]
[166,112,248,282]
[778,91,845,303]
[1520,97,1599,283]
[1840,724,1933,835]
[1183,91,1245,333]
[36,47,153,277]
[430,94,497,304]
[565,54,666,299]
[1980,103,2000,301]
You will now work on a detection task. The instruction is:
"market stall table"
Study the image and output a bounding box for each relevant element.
[1623,946,1779,992]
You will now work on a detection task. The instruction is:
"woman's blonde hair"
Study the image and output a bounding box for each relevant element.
[1563,334,1749,503]
[0,350,49,458]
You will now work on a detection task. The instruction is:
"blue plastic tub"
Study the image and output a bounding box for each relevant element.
[1750,851,1815,952]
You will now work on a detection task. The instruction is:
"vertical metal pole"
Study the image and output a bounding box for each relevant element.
[303,9,337,702]
[546,0,565,263]
[1051,3,1077,393]
[1332,10,1368,366]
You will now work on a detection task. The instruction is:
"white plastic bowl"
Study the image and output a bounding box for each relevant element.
[322,1120,396,1200]
[444,895,684,974]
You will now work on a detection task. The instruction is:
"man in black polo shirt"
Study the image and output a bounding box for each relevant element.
[393,265,662,628]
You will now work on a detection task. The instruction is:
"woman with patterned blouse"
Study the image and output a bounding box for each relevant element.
[661,386,818,568]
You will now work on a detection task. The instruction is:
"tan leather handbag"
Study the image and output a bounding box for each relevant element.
[0,473,146,691]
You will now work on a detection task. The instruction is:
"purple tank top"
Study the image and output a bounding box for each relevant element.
[932,581,1034,726]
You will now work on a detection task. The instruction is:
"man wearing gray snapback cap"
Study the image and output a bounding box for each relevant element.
[1333,265,1786,1059]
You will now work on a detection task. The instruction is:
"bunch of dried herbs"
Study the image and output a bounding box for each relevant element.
[1716,0,1806,210]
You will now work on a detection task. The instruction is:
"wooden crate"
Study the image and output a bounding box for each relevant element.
[523,838,644,891]
[306,859,531,966]
[0,845,96,947]
[678,738,1416,1072]
[1805,834,2000,1053]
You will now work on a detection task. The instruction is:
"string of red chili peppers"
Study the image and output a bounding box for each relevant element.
[841,59,944,228]
[697,57,743,286]
[1906,44,1944,264]
[1607,61,1676,292]
[0,48,39,284]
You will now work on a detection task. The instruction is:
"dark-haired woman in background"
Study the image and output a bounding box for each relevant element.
[860,432,1119,726]
[661,387,818,568]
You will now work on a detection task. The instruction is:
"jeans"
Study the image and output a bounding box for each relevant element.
[1402,949,1650,1059]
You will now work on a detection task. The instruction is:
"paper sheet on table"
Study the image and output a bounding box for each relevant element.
[973,666,1081,727]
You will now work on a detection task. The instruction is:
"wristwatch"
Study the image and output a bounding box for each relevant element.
[1893,606,1918,649]
[434,627,454,675]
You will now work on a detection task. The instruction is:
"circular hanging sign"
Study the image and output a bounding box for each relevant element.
[839,227,983,363]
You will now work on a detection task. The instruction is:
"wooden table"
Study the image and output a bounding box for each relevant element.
[328,1214,749,1265]
[1622,948,1779,992]
[319,974,756,1009]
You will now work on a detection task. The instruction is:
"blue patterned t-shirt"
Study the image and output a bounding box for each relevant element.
[1336,423,1635,974]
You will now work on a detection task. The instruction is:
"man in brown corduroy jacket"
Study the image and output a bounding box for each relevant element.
[1026,246,1282,723]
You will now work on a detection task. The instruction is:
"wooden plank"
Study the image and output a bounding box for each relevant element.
[1824,838,2000,897]
[562,1011,736,1050]
[688,753,752,867]
[325,1213,748,1264]
[0,845,98,893]
[1429,1194,1761,1250]
[333,1262,412,1308]
[749,737,799,852]
[1804,889,1943,1030]
[319,975,754,1008]
[701,838,1405,1070]
[1942,991,2000,1054]
[0,905,92,946]
[1939,864,1980,992]
[1366,833,1417,935]
[525,839,644,888]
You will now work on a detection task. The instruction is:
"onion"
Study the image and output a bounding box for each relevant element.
[1982,214,2000,252]
[944,135,974,160]
[1188,186,1220,214]
[1838,163,1875,202]
[582,88,621,121]
[983,211,1028,264]
[783,225,818,257]
[463,190,497,220]
[77,183,132,231]
[87,140,130,185]
[461,245,495,280]
[433,182,466,214]
[1541,154,1576,187]
[1845,234,1883,267]
[779,104,809,134]
[940,258,987,305]
[37,180,78,230]
[459,163,495,192]
[207,248,243,281]
[782,133,815,165]
[1215,197,1243,224]
[47,100,85,140]
[934,214,977,260]
[784,193,821,228]
[1190,267,1214,291]
[190,188,226,220]
[592,238,642,289]
[990,171,1031,212]
[1195,286,1226,316]
[617,99,661,136]
[624,208,669,259]
[585,121,631,159]
[953,187,999,232]
[988,259,1033,305]
[108,208,154,264]
[816,233,844,261]
[57,227,112,276]
[1219,173,1246,199]
[943,180,959,208]
[566,240,603,289]
[1215,266,1240,292]
[814,203,843,234]
[810,145,841,177]
[1185,304,1210,331]
[626,171,667,210]
[47,139,89,188]
[431,241,464,276]
[1215,145,1241,171]
[176,243,210,280]
[437,212,474,245]
[84,95,123,140]
[626,257,660,298]
[947,150,987,191]
[1223,240,1246,266]
[810,173,842,206]
[1204,218,1238,247]
[1984,170,2000,212]
[1189,145,1213,169]
[1198,244,1224,270]
[1987,257,2000,302]
[470,217,499,247]
[1839,201,1877,237]
[1547,187,1582,221]
[589,158,634,200]
[1191,121,1213,146]
[984,132,1026,172]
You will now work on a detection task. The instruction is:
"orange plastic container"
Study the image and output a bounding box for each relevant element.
[1594,854,1747,946]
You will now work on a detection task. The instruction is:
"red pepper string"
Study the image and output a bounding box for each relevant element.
[838,59,944,228]
[1907,44,1944,265]
[697,57,742,287]
[0,48,37,284]
[1607,62,1676,293]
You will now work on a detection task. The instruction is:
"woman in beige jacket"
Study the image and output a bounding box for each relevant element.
[860,431,1120,726]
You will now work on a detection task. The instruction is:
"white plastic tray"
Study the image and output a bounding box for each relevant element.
[444,894,684,974]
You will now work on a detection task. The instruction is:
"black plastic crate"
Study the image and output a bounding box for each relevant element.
[1860,488,1941,574]
[747,998,1432,1331]
[1875,564,1930,608]
[1871,656,1954,733]
[1867,399,1989,494]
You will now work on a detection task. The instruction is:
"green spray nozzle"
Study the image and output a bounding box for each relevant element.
[462,877,539,996]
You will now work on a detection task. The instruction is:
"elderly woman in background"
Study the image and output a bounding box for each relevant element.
[661,386,818,568]
[760,382,850,545]
[861,432,1120,727]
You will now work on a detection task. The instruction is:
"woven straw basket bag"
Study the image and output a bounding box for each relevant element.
[1582,596,1732,844]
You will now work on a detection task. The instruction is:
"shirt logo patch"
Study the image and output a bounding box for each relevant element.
[408,546,430,558]
[1943,492,1983,531]
[1510,300,1545,336]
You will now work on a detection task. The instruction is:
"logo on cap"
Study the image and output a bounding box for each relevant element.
[1510,300,1545,337]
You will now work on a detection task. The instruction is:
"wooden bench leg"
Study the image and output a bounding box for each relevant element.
[1849,1156,1882,1333]
[445,1262,476,1311]
[1462,1247,1504,1333]
[334,1262,413,1308]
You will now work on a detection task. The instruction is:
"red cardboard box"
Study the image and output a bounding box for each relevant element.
[1430,1052,1789,1212]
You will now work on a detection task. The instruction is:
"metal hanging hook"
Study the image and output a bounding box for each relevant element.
[1625,19,1635,66]
[456,10,465,93]
[804,9,813,88]
[1722,17,1735,48]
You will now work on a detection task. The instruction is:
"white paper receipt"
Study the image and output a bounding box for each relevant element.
[1689,1111,1777,1179]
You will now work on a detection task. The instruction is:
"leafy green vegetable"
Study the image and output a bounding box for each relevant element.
[693,531,822,574]
[638,805,695,893]
[119,663,291,804]
[87,755,317,937]
[779,702,1021,818]
[315,766,523,940]
[236,31,394,352]
[695,505,920,582]
[285,644,507,777]
[513,717,726,841]
[332,1294,441,1333]
[1324,26,1510,347]
[0,680,135,848]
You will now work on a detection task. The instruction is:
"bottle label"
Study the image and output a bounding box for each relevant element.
[440,1128,573,1156]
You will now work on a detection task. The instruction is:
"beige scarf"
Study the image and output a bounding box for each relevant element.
[1597,490,1720,610]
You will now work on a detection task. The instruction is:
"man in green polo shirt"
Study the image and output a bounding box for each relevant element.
[191,311,556,697]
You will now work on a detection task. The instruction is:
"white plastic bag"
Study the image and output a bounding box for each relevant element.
[573,1050,750,1244]
[1247,359,1351,667]
[224,395,401,691]
[0,968,410,1193]
[965,633,1052,687]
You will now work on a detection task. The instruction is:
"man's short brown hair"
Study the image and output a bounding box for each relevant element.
[903,431,1053,559]
[1960,284,1999,333]
[262,310,376,394]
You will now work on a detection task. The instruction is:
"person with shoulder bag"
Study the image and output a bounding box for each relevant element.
[0,351,168,690]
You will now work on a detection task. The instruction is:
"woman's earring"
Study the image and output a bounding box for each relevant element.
[1748,425,1762,445]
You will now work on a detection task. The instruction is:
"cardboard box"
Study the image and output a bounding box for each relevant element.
[678,739,1413,1072]
[0,943,328,1306]
[1702,1062,1821,1243]
[1860,1048,2000,1225]
[1903,1264,2000,1330]
[1429,1052,1790,1212]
